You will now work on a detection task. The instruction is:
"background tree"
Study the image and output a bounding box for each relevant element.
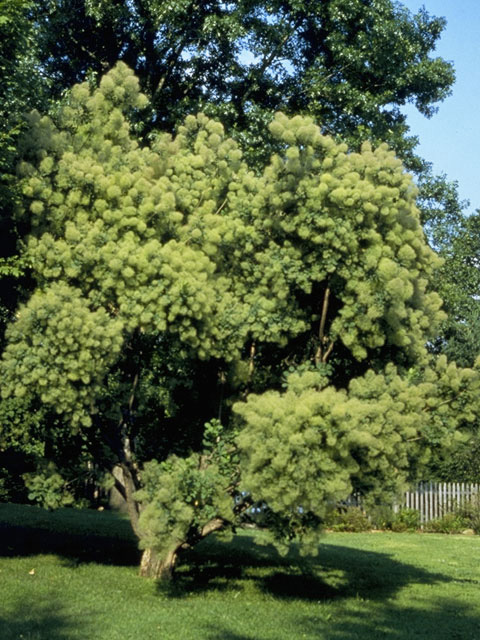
[0,0,53,500]
[431,210,480,367]
[29,0,453,164]
[0,0,47,336]
[2,65,478,579]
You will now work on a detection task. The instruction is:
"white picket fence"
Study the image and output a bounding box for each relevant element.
[403,482,480,524]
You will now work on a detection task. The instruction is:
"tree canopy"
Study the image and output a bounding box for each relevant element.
[4,0,471,366]
[0,0,468,353]
[3,63,445,419]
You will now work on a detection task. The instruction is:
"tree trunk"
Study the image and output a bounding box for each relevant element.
[138,517,226,579]
[139,547,179,580]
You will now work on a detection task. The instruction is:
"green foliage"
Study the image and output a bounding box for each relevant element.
[135,420,237,555]
[325,506,371,533]
[235,357,480,550]
[0,0,48,183]
[429,437,480,483]
[1,64,475,574]
[365,503,396,531]
[457,496,480,534]
[0,395,47,456]
[1,65,446,427]
[325,503,421,533]
[423,512,468,534]
[23,462,75,510]
[0,0,50,351]
[30,1,454,170]
[390,508,420,533]
[416,174,480,373]
[21,1,463,335]
[2,283,124,427]
[431,211,480,367]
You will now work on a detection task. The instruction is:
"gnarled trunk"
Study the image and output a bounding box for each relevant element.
[139,546,179,580]
[138,518,226,580]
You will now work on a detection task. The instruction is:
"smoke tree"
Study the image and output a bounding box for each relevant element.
[2,64,478,579]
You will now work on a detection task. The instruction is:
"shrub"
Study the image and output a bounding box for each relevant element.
[423,512,468,534]
[326,506,371,532]
[456,496,480,534]
[23,463,75,510]
[390,508,420,532]
[367,504,396,530]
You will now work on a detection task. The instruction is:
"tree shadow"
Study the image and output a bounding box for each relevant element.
[200,596,480,640]
[298,597,480,639]
[0,519,140,567]
[0,598,93,639]
[160,534,452,604]
[1,506,478,639]
[184,536,480,638]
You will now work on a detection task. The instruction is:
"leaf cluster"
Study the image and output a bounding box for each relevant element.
[29,0,454,171]
[23,461,75,510]
[135,420,237,555]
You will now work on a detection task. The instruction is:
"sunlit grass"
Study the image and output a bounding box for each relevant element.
[0,504,479,639]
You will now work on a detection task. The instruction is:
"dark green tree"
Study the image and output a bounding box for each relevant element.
[29,0,453,164]
[0,0,49,336]
[0,1,53,496]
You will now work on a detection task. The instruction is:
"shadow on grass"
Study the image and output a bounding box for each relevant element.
[0,506,140,567]
[163,534,450,603]
[2,505,479,639]
[297,597,480,640]
[201,597,480,640]
[0,598,93,640]
[188,538,480,639]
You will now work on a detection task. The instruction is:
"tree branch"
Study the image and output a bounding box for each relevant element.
[322,340,335,363]
[315,285,334,364]
[248,341,256,379]
[113,368,142,536]
[319,285,330,343]
[241,16,303,106]
[155,34,191,97]
[200,517,225,538]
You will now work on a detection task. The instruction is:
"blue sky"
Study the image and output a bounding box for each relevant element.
[401,0,480,213]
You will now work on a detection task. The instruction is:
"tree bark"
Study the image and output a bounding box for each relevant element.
[315,284,334,365]
[139,546,179,580]
[138,517,226,580]
[120,463,142,538]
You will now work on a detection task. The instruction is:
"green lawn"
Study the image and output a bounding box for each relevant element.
[0,504,479,639]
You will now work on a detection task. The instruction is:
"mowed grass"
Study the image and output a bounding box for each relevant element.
[1,504,480,639]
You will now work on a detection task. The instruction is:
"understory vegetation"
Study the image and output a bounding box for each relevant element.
[324,501,480,534]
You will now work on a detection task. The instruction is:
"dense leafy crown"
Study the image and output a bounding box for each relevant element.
[1,63,443,430]
[234,357,480,547]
